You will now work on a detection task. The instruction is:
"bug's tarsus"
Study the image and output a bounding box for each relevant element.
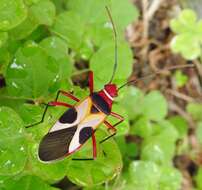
[99,133,116,144]
[72,158,95,161]
[99,111,124,143]
[25,103,50,128]
[105,6,118,84]
[102,150,107,157]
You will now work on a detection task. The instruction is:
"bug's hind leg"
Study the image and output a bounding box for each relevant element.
[25,101,73,128]
[99,112,124,144]
[72,129,97,161]
[99,133,116,144]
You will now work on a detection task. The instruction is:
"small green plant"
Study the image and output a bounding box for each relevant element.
[170,9,202,60]
[174,70,188,87]
[186,102,202,189]
[107,87,184,190]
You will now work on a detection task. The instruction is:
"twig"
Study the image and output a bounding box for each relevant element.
[147,0,164,20]
[142,0,149,39]
[194,60,202,93]
[168,101,195,128]
[142,0,165,38]
[141,0,164,63]
[166,89,195,102]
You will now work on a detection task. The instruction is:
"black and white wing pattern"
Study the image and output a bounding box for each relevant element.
[38,97,106,162]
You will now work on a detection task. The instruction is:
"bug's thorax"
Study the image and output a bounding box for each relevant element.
[98,84,118,109]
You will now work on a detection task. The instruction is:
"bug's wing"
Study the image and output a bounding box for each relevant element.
[38,126,77,162]
[38,98,91,162]
[68,113,106,153]
[49,98,91,133]
[38,114,106,162]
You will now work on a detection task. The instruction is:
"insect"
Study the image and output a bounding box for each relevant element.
[26,6,194,162]
[26,6,124,162]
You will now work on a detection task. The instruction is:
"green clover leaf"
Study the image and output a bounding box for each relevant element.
[0,0,27,31]
[170,9,202,60]
[174,70,188,87]
[0,107,28,175]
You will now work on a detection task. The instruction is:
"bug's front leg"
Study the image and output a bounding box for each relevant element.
[25,89,80,128]
[99,112,124,144]
[25,101,73,128]
[55,90,80,102]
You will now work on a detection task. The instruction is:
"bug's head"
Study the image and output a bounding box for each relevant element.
[104,84,118,98]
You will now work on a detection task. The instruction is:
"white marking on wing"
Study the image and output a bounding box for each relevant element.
[68,114,106,152]
[75,98,90,122]
[82,114,106,129]
[49,98,91,133]
[68,127,81,153]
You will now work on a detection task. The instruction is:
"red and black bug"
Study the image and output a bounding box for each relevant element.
[26,6,124,162]
[26,6,194,162]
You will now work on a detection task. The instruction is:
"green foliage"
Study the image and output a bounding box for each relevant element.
[174,70,188,87]
[0,32,8,47]
[30,0,55,26]
[117,86,144,119]
[1,175,59,190]
[118,87,168,121]
[0,0,138,189]
[169,116,188,138]
[90,42,133,89]
[128,161,161,190]
[123,161,182,190]
[186,102,202,121]
[196,122,202,145]
[8,0,55,40]
[159,166,182,190]
[0,107,28,175]
[67,130,122,186]
[170,9,202,60]
[195,167,202,189]
[0,0,27,31]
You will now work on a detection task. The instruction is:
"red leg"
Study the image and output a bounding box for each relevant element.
[48,101,73,108]
[55,90,80,102]
[104,120,117,132]
[88,71,94,94]
[91,129,97,159]
[26,90,77,128]
[103,112,124,130]
[26,101,73,128]
[110,111,124,126]
[72,129,97,161]
[100,112,124,143]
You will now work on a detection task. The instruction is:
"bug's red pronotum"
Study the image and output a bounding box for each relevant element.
[26,6,194,162]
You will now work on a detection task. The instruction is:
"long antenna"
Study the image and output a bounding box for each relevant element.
[105,6,118,84]
[118,64,195,90]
